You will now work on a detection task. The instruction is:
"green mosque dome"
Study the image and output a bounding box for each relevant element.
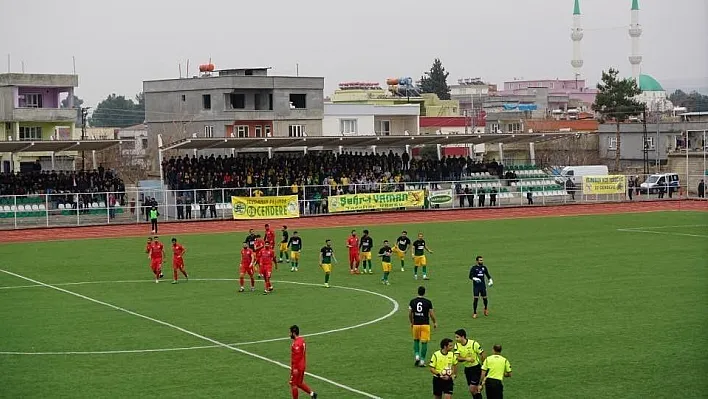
[638,74,664,92]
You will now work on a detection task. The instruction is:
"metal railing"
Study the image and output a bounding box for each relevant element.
[0,174,705,230]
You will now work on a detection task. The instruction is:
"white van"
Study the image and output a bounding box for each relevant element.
[556,165,609,185]
[640,173,680,194]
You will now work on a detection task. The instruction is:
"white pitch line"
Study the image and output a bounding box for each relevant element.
[616,228,708,238]
[0,278,399,355]
[617,224,708,230]
[0,270,383,399]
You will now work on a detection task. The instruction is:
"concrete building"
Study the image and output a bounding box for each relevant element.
[450,78,496,117]
[0,73,79,172]
[144,67,324,167]
[116,123,149,167]
[597,120,708,170]
[330,81,459,117]
[323,103,419,137]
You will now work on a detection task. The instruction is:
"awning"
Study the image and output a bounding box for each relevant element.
[0,139,129,153]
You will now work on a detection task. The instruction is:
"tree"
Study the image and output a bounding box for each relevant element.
[592,68,642,171]
[669,89,708,112]
[419,58,451,100]
[60,95,84,126]
[90,93,145,128]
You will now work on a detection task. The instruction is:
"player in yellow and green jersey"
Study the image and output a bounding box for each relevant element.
[393,230,411,272]
[454,328,485,399]
[377,240,393,285]
[319,239,337,288]
[287,231,302,272]
[411,232,433,280]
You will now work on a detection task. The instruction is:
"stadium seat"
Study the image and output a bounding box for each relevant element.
[38,204,46,210]
[31,204,39,210]
[91,202,99,208]
[98,202,106,208]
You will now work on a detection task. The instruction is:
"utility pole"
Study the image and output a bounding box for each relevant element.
[80,107,90,170]
[642,105,648,174]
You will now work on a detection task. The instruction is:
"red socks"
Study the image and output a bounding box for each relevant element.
[290,386,299,399]
[299,383,312,394]
[290,383,311,398]
[239,276,244,286]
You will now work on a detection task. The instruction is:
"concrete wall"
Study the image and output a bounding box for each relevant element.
[597,121,708,162]
[668,152,708,194]
[323,113,375,136]
[0,74,78,88]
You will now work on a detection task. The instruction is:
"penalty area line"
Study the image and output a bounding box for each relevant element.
[0,269,382,399]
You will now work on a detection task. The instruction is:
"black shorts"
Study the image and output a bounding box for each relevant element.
[432,376,454,396]
[464,365,482,386]
[473,284,487,297]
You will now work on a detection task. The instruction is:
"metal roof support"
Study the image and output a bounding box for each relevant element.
[529,142,536,165]
[162,139,192,152]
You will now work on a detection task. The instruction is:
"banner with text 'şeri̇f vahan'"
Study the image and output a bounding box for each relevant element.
[582,175,626,195]
[327,191,426,213]
[231,195,300,220]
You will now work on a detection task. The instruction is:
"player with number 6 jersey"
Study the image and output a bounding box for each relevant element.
[409,286,437,367]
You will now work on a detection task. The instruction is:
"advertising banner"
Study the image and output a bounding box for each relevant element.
[428,189,454,205]
[231,195,300,219]
[582,175,626,194]
[327,191,425,213]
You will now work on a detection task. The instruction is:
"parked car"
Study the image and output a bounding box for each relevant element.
[555,165,609,186]
[640,173,680,194]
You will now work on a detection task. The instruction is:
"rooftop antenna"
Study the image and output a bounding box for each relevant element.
[186,59,190,77]
[179,63,182,78]
[6,54,9,73]
[72,56,76,75]
[21,61,25,73]
[296,63,299,77]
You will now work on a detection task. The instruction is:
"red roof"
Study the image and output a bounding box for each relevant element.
[419,116,486,127]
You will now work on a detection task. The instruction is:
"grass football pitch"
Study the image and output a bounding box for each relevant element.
[1,211,707,398]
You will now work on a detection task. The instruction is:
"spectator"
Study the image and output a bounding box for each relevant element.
[698,179,705,198]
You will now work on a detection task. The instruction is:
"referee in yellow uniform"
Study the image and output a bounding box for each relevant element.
[429,338,458,399]
[454,328,485,399]
[479,344,512,399]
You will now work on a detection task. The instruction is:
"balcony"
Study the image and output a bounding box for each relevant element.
[12,108,77,123]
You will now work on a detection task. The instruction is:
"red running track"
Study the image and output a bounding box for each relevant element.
[1,200,705,244]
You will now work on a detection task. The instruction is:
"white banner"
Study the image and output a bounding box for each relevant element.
[428,189,453,205]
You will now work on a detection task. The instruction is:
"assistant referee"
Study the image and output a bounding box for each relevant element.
[479,344,512,399]
[454,329,485,399]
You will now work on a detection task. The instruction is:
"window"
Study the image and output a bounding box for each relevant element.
[489,123,500,133]
[265,125,271,137]
[181,94,186,102]
[507,122,521,133]
[141,138,148,150]
[236,125,249,138]
[254,125,262,138]
[229,93,245,109]
[644,136,655,150]
[25,94,42,108]
[202,94,211,110]
[289,94,307,109]
[607,136,617,150]
[254,93,262,110]
[204,125,214,138]
[19,126,42,140]
[288,125,305,137]
[340,119,358,135]
[269,94,274,110]
[377,120,390,136]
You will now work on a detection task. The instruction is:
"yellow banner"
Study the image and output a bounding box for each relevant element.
[231,195,300,220]
[582,175,626,194]
[327,191,425,213]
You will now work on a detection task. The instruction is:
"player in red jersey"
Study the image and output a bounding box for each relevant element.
[258,241,277,294]
[254,234,266,278]
[239,242,256,292]
[171,238,189,284]
[289,325,318,399]
[148,236,164,283]
[346,230,361,274]
[265,223,276,248]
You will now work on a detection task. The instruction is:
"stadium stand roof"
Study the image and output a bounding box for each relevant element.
[0,139,128,154]
[161,133,577,152]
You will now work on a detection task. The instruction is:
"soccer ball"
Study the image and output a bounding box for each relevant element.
[442,368,452,376]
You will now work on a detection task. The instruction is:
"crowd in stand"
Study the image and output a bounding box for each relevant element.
[160,152,503,216]
[0,163,126,210]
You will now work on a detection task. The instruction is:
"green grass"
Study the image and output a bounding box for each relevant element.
[1,211,707,398]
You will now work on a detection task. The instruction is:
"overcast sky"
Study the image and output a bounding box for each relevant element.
[1,0,706,107]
